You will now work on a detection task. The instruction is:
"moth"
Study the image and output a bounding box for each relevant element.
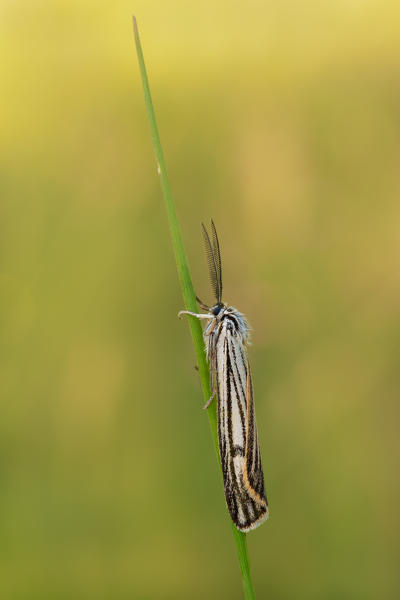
[179,220,268,532]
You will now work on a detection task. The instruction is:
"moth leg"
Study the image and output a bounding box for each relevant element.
[203,371,217,409]
[178,310,213,320]
[196,296,210,310]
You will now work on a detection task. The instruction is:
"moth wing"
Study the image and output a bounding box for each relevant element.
[217,332,268,532]
[242,365,269,524]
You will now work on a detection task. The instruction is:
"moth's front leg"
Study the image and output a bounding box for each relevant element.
[178,310,213,320]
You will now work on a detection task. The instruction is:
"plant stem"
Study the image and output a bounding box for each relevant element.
[132,16,256,600]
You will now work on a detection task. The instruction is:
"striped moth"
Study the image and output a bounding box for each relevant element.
[179,221,268,532]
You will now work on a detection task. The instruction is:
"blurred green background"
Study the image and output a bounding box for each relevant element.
[1,1,400,598]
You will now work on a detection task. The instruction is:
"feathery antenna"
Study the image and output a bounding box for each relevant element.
[201,221,223,304]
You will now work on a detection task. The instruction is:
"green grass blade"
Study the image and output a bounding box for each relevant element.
[132,16,256,600]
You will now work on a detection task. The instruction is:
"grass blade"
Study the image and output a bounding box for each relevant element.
[132,16,256,600]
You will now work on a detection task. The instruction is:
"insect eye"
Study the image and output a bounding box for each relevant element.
[212,305,222,316]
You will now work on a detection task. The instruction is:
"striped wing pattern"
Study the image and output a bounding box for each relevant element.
[214,318,268,532]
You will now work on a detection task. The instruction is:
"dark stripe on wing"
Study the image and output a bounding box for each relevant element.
[244,367,267,502]
[228,340,247,443]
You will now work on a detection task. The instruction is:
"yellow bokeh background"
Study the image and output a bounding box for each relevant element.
[1,1,400,598]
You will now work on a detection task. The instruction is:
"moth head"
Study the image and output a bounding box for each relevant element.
[211,303,225,317]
